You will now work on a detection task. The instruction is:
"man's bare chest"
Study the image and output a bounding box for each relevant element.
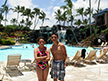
[52,46,61,51]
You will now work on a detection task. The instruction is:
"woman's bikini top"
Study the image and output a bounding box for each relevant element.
[36,47,48,70]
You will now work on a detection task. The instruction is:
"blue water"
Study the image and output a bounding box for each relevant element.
[0,44,100,61]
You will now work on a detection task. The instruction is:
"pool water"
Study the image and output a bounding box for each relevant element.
[0,44,100,61]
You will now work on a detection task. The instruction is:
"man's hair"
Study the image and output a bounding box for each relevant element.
[51,32,58,37]
[36,36,46,42]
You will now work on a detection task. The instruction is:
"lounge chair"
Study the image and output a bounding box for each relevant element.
[0,74,4,81]
[6,54,21,68]
[96,49,107,63]
[84,50,97,64]
[103,42,107,47]
[71,50,83,66]
[5,54,23,77]
[101,42,104,47]
[0,62,5,81]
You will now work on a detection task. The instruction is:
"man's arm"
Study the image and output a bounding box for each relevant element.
[61,44,67,62]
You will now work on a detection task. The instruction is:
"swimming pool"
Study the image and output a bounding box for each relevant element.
[0,44,100,61]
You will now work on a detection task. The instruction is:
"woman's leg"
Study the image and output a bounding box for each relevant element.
[36,66,43,81]
[43,66,49,81]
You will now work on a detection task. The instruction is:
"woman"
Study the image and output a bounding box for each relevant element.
[34,36,50,81]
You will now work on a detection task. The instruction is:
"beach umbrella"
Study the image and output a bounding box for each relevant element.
[88,46,93,51]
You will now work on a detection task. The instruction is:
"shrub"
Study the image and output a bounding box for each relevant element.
[1,39,15,45]
[0,24,3,27]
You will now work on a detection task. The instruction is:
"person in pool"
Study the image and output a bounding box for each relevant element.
[34,36,50,81]
[50,32,67,81]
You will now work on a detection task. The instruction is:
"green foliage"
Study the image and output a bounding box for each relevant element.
[19,38,29,43]
[22,27,30,31]
[92,25,99,38]
[0,24,3,27]
[101,27,108,34]
[79,27,89,34]
[0,38,2,44]
[0,39,15,45]
[5,25,15,32]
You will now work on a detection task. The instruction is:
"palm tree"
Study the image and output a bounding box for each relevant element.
[83,19,88,26]
[32,8,40,30]
[95,0,101,14]
[74,19,82,28]
[76,7,85,23]
[39,11,49,27]
[67,15,74,26]
[29,12,34,28]
[0,13,3,24]
[2,5,10,26]
[88,0,93,45]
[54,9,62,25]
[20,6,25,20]
[20,19,25,27]
[2,0,8,7]
[61,0,78,43]
[82,0,92,45]
[24,8,31,27]
[13,5,21,25]
[10,18,17,25]
[27,21,32,28]
[61,11,67,26]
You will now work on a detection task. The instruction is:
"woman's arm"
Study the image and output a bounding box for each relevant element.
[61,44,67,63]
[42,48,50,62]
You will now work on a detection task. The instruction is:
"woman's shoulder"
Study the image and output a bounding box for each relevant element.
[45,46,49,50]
[34,47,38,50]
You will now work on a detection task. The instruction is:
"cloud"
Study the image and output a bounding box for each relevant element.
[8,0,32,8]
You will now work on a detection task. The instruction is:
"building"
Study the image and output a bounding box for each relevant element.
[94,8,108,26]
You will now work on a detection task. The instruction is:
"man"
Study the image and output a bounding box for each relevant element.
[50,32,67,81]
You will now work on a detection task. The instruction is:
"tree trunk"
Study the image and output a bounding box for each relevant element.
[89,0,92,46]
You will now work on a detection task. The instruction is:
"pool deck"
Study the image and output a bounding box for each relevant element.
[0,43,23,49]
[1,61,108,81]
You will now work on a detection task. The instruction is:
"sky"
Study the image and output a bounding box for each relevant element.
[0,0,108,29]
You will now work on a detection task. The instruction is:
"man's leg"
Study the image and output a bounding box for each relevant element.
[61,80,64,81]
[54,78,57,81]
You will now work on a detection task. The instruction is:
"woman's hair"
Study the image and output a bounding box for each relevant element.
[51,32,58,37]
[36,36,46,43]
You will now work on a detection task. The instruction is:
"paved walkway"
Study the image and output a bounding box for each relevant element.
[1,62,108,81]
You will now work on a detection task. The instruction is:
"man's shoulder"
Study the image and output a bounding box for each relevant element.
[50,45,53,49]
[59,42,65,46]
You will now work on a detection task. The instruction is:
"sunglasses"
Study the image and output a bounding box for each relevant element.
[38,41,45,44]
[51,37,57,39]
